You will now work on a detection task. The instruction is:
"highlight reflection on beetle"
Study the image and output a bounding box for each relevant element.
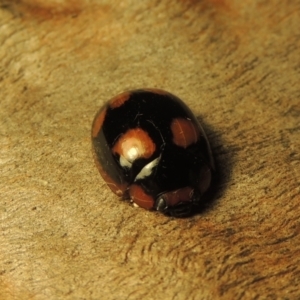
[92,89,214,217]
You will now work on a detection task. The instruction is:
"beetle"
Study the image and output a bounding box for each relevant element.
[91,89,215,217]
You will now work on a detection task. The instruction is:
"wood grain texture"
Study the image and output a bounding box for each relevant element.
[0,0,299,299]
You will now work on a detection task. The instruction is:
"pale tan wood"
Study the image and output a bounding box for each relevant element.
[0,0,300,299]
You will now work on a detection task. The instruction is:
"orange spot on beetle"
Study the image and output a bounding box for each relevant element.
[129,184,155,209]
[109,92,131,109]
[171,118,199,148]
[91,108,106,138]
[160,187,193,206]
[112,128,156,162]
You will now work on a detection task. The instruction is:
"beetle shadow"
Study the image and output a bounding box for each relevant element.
[192,115,235,215]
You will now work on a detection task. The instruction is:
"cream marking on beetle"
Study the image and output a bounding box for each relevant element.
[119,155,132,168]
[127,146,139,161]
[134,156,161,181]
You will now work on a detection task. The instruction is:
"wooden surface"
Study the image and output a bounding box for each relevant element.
[1,0,300,299]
